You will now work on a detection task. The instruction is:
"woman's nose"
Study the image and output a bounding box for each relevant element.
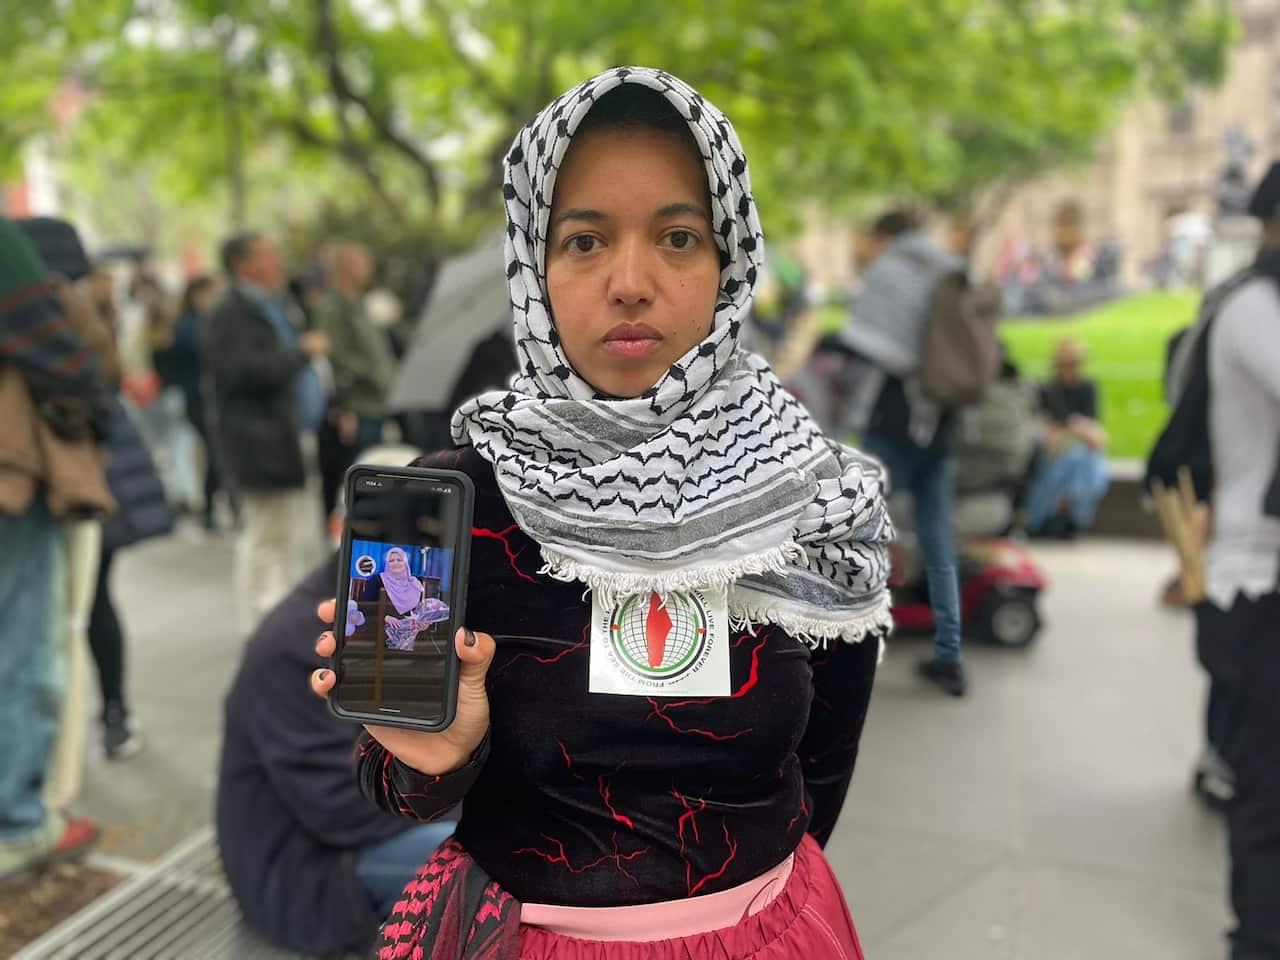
[607,239,654,306]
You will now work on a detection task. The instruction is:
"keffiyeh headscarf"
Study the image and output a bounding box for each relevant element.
[453,66,893,644]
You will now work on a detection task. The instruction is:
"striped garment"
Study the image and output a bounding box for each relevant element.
[452,67,893,645]
[0,218,101,407]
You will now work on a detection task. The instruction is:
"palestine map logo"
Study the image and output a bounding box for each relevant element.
[608,590,712,683]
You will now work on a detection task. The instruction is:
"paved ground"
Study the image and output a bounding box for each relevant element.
[72,529,1229,958]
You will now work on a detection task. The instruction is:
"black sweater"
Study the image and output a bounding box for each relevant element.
[357,447,879,907]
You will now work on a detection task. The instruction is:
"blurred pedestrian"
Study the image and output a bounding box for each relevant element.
[1024,338,1110,538]
[206,233,331,629]
[92,384,175,760]
[312,240,397,513]
[840,209,970,696]
[154,274,236,531]
[1204,161,1280,959]
[0,218,107,880]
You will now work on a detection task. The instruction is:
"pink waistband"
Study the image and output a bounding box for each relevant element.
[519,853,795,942]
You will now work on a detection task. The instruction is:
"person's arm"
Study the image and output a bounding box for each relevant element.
[206,299,308,396]
[1223,285,1280,406]
[311,297,359,402]
[356,731,487,823]
[798,634,879,847]
[1066,381,1106,450]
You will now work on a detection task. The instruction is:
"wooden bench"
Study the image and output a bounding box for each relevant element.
[13,828,352,960]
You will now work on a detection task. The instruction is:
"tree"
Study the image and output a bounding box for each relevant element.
[0,0,1233,258]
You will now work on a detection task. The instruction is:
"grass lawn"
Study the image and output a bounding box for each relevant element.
[813,291,1200,460]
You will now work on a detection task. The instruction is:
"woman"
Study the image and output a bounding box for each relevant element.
[376,547,451,652]
[313,67,892,958]
[154,274,236,531]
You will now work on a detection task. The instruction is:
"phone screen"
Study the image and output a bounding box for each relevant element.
[334,471,469,724]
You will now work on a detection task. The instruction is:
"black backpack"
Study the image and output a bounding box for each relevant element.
[1145,268,1258,502]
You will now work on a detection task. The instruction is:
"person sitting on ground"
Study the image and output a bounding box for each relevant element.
[311,68,893,959]
[1024,338,1110,538]
[217,550,457,956]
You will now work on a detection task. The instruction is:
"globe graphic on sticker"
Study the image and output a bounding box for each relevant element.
[610,592,707,680]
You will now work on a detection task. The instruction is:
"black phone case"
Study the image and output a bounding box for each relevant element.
[328,463,474,732]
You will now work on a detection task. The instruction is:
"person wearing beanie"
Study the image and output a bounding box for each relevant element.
[0,218,103,881]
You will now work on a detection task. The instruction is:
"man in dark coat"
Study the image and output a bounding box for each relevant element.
[217,556,455,955]
[206,233,331,628]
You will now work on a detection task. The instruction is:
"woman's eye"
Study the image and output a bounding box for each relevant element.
[663,230,698,250]
[567,235,598,254]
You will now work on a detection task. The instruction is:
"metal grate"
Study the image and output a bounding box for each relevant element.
[13,828,318,960]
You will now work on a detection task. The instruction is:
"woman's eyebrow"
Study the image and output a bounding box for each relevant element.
[554,208,608,226]
[655,201,709,220]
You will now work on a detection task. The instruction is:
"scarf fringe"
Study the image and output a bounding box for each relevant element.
[537,542,804,611]
[539,543,893,661]
[728,592,894,657]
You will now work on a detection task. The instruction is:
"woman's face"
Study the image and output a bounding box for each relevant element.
[386,551,407,576]
[545,128,721,399]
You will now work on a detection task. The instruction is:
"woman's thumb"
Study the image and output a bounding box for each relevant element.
[455,627,496,684]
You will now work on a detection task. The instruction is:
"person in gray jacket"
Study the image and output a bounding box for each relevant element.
[840,211,968,696]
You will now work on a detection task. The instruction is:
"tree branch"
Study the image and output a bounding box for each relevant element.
[422,0,521,117]
[276,113,405,225]
[315,0,442,205]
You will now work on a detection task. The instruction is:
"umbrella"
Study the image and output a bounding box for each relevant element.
[387,236,512,412]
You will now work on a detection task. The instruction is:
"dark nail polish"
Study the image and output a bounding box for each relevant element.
[319,670,330,682]
[464,629,478,647]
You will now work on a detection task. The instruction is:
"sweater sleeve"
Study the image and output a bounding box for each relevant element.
[1220,282,1280,406]
[798,635,879,847]
[356,731,488,823]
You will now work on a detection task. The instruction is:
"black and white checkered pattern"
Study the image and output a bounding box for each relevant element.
[453,66,893,644]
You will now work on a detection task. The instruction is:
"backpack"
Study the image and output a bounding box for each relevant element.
[1144,268,1257,502]
[917,272,1003,407]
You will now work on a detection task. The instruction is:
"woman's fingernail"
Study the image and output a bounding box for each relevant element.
[318,670,331,682]
[464,629,478,647]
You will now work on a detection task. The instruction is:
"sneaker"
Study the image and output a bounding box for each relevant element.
[0,812,98,885]
[917,657,967,697]
[1193,745,1235,810]
[103,703,143,761]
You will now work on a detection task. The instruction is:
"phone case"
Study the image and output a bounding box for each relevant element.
[327,463,475,732]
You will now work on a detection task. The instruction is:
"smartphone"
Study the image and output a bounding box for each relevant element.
[329,464,475,731]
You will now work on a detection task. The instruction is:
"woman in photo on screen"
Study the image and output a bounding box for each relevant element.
[376,547,451,652]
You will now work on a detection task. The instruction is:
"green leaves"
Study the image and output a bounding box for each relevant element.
[0,0,1233,248]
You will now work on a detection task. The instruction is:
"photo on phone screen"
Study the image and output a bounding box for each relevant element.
[333,470,471,726]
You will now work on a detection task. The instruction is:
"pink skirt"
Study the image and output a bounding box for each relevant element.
[514,835,865,960]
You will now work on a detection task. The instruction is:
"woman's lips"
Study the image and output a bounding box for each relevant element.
[602,323,663,359]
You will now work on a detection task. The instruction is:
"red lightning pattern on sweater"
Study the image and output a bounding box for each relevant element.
[688,821,740,896]
[643,634,768,741]
[472,524,538,583]
[513,832,648,882]
[598,775,635,830]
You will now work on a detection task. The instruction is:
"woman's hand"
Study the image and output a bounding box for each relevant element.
[311,600,495,776]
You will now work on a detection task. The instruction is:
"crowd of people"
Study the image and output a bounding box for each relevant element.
[0,64,1277,960]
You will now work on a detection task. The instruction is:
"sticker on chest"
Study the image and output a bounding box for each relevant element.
[589,588,730,697]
